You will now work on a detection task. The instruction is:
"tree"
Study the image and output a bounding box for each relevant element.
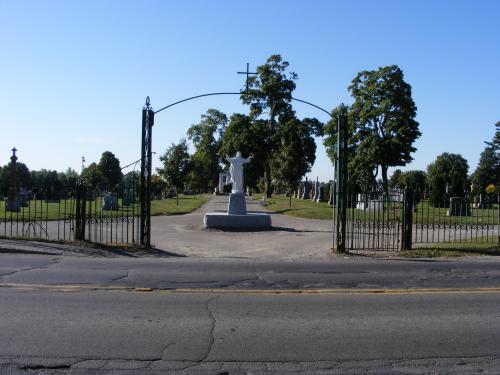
[323,105,376,191]
[157,139,191,205]
[348,65,421,192]
[97,151,122,191]
[270,115,317,205]
[82,163,104,188]
[389,169,403,188]
[427,153,469,206]
[473,121,500,194]
[219,114,268,190]
[241,54,321,197]
[64,168,79,189]
[485,121,500,151]
[398,170,427,192]
[0,162,31,196]
[187,109,228,191]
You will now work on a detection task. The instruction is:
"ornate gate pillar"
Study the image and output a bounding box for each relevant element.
[333,106,348,253]
[140,97,154,247]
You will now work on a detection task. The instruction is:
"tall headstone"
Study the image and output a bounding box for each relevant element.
[6,148,20,212]
[301,177,309,199]
[328,180,334,206]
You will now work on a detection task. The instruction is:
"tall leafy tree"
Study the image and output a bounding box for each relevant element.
[219,114,268,190]
[323,105,376,190]
[0,162,31,196]
[427,153,469,206]
[187,109,228,191]
[398,170,427,192]
[389,169,403,188]
[97,151,122,191]
[81,163,104,188]
[485,121,500,151]
[270,115,317,205]
[348,65,421,192]
[472,147,500,194]
[241,54,321,197]
[473,121,500,193]
[157,139,191,205]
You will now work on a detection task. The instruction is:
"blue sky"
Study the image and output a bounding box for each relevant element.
[1,0,499,181]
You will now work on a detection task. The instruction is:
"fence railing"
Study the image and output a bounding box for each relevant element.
[335,190,499,251]
[1,184,139,245]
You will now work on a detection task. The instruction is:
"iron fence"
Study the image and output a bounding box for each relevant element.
[335,190,499,251]
[412,194,499,246]
[1,183,139,245]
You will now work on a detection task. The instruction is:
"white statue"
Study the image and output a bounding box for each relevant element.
[225,151,253,194]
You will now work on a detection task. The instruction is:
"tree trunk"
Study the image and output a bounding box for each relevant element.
[381,165,389,194]
[176,188,179,206]
[289,193,292,207]
[264,162,272,198]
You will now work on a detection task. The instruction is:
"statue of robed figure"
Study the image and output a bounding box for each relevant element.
[225,151,253,194]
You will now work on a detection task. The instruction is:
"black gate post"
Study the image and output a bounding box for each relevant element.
[402,188,413,250]
[140,97,154,247]
[75,180,86,241]
[333,106,348,253]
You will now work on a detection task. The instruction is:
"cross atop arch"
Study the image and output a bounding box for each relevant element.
[237,63,257,93]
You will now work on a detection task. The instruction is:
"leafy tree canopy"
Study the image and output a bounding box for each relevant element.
[187,109,228,189]
[427,153,469,205]
[348,65,421,191]
[157,139,191,192]
[97,151,122,191]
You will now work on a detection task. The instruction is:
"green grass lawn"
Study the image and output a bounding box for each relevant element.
[0,194,211,221]
[260,195,334,220]
[150,194,211,216]
[260,195,500,224]
[401,240,500,258]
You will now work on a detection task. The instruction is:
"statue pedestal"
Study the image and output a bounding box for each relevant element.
[203,192,271,230]
[228,192,247,214]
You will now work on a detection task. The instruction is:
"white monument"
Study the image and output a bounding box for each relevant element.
[203,151,271,229]
[226,152,252,193]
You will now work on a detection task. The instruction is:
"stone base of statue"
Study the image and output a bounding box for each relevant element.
[203,192,271,230]
[228,192,247,214]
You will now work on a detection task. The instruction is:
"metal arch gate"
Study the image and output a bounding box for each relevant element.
[138,91,338,248]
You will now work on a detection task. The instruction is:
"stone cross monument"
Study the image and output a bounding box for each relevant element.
[7,147,20,212]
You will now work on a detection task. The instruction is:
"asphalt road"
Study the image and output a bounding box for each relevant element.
[1,244,500,374]
[1,288,500,374]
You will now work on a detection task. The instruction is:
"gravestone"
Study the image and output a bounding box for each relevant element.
[356,193,368,210]
[318,185,325,202]
[313,177,320,202]
[447,197,471,216]
[6,148,20,212]
[368,199,384,213]
[18,188,29,207]
[102,192,119,211]
[328,181,335,206]
[301,178,310,199]
[122,189,134,206]
[297,182,304,199]
[472,194,491,209]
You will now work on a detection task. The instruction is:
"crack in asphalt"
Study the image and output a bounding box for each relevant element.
[200,295,219,362]
[161,342,176,360]
[0,257,61,279]
[111,272,129,282]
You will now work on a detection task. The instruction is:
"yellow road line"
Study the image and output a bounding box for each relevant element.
[2,283,500,295]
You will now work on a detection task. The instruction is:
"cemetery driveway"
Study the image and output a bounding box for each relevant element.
[151,194,333,259]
